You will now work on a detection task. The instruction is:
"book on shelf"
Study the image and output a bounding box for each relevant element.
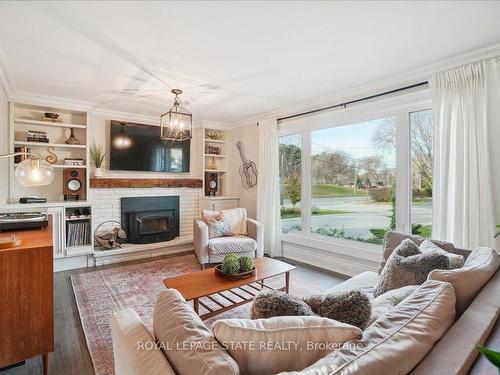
[27,129,49,143]
[14,146,31,163]
[64,158,85,166]
[66,221,91,248]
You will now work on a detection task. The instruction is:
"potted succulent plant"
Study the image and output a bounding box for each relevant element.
[215,253,255,280]
[90,142,105,177]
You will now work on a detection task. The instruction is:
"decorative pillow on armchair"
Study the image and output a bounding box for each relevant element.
[202,212,232,238]
[373,239,449,297]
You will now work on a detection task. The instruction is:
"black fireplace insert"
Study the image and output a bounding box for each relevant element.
[121,196,179,244]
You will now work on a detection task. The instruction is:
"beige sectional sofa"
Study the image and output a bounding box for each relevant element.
[110,232,500,375]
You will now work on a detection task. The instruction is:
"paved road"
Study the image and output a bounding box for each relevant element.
[282,196,432,238]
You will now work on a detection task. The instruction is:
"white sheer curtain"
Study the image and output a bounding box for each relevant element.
[256,118,281,257]
[431,58,499,248]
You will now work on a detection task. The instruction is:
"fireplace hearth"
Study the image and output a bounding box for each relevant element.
[121,196,179,244]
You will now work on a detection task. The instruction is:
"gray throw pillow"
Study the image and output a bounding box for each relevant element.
[304,290,372,330]
[251,290,313,319]
[373,239,449,297]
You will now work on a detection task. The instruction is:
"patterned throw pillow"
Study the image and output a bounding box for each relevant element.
[202,212,232,239]
[373,239,449,297]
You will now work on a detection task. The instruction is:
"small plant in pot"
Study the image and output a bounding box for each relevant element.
[216,253,255,280]
[90,142,105,177]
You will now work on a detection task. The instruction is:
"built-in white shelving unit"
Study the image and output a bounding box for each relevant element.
[202,126,229,197]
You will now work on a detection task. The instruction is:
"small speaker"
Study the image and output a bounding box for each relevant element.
[63,169,86,201]
[205,172,218,196]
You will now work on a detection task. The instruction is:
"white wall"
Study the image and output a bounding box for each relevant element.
[228,122,259,219]
[0,86,8,204]
[87,114,202,179]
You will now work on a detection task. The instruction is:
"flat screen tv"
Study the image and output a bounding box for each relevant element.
[110,121,190,173]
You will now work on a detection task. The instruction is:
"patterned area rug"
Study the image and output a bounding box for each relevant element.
[71,253,333,375]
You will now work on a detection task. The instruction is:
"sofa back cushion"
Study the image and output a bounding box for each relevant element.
[379,231,455,274]
[428,247,500,316]
[212,316,361,375]
[153,289,239,375]
[291,280,456,375]
[202,208,248,235]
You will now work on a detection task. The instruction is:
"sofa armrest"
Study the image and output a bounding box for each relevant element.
[247,218,264,257]
[110,308,175,375]
[193,218,210,264]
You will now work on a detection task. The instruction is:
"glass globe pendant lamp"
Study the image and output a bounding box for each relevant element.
[1,152,55,186]
[112,123,132,149]
[160,89,192,142]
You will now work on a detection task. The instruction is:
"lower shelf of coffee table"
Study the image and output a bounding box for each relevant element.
[191,281,286,320]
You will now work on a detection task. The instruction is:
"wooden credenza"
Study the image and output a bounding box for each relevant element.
[0,222,54,374]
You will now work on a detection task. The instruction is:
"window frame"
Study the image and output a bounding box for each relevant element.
[278,89,431,253]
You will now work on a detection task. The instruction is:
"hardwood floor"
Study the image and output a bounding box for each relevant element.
[1,253,347,375]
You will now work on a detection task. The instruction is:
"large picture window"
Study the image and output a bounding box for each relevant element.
[279,134,302,233]
[310,118,396,245]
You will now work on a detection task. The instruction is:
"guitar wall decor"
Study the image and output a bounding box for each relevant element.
[236,141,258,190]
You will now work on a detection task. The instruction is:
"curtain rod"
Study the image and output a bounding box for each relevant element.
[277,81,429,122]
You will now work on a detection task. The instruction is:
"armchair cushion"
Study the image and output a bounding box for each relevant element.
[209,235,257,255]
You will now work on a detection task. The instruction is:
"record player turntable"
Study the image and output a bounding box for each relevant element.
[0,212,48,231]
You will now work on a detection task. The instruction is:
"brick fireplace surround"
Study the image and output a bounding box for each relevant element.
[89,178,202,265]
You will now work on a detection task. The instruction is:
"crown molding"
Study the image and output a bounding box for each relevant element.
[0,47,14,98]
[232,42,500,128]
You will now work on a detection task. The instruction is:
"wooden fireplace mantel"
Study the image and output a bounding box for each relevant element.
[89,178,203,189]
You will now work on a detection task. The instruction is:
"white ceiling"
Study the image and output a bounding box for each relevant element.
[1,1,500,124]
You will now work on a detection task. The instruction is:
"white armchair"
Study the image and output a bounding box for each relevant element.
[193,208,263,269]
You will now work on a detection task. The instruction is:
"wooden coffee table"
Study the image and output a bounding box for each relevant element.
[163,257,296,320]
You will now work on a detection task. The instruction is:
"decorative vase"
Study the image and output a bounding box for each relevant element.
[94,167,104,177]
[65,128,80,145]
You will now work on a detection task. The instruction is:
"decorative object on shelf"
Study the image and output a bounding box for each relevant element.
[63,168,86,201]
[207,145,221,155]
[45,146,58,165]
[207,156,218,170]
[90,142,105,177]
[27,129,49,143]
[65,128,80,145]
[1,152,55,186]
[206,130,223,141]
[236,140,258,190]
[160,88,192,142]
[215,253,256,280]
[64,158,85,166]
[94,220,127,250]
[205,172,218,196]
[112,123,132,150]
[42,112,62,122]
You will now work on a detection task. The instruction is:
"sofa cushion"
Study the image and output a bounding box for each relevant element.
[323,271,379,296]
[420,240,465,269]
[212,316,362,375]
[208,235,257,255]
[428,247,500,316]
[368,285,418,326]
[203,208,248,235]
[379,231,455,274]
[292,280,456,375]
[373,239,449,297]
[153,289,239,375]
[110,308,176,375]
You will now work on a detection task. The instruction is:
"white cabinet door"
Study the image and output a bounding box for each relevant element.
[47,207,65,259]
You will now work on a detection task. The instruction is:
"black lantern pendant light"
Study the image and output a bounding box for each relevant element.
[160,89,192,142]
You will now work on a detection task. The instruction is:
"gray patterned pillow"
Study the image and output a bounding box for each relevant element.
[304,290,372,330]
[251,290,313,319]
[373,239,449,297]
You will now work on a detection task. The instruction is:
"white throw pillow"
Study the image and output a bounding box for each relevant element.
[420,240,465,269]
[212,316,362,375]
